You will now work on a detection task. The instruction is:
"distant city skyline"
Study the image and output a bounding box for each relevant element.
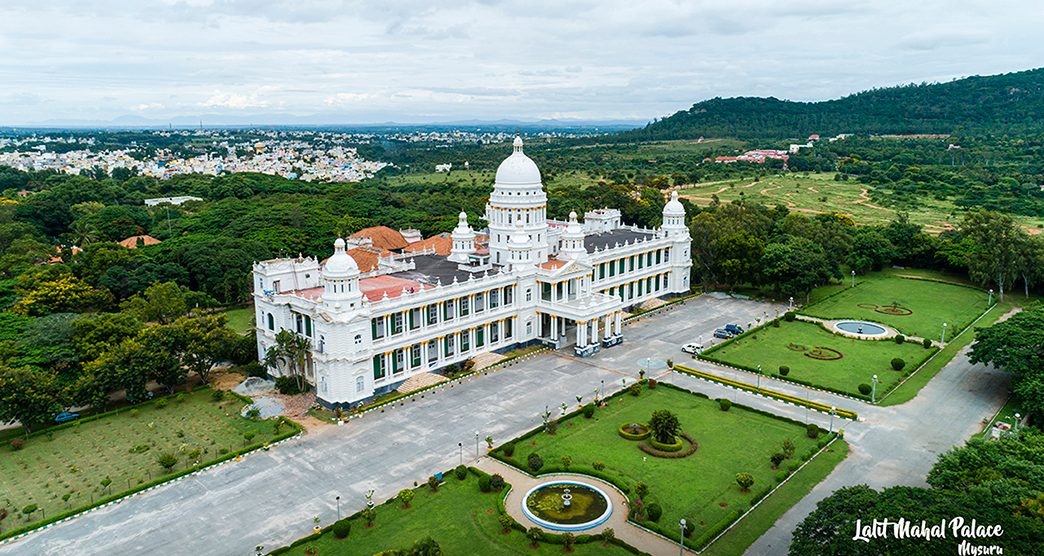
[2,0,1042,126]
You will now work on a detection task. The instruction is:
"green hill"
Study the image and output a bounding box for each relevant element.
[626,68,1044,140]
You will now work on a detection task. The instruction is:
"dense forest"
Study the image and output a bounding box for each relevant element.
[626,68,1044,140]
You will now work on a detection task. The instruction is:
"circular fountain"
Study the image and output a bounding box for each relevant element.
[522,481,613,531]
[833,320,888,337]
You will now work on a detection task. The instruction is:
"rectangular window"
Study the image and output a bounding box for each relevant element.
[393,349,404,374]
[541,282,552,301]
[638,279,644,297]
[460,330,470,351]
[372,316,385,339]
[444,336,454,357]
[656,250,662,264]
[392,312,404,335]
[475,293,485,312]
[647,252,653,267]
[427,341,438,363]
[505,318,513,339]
[599,264,606,280]
[628,283,634,299]
[409,308,420,330]
[662,274,668,289]
[490,322,500,343]
[294,314,304,334]
[489,289,499,309]
[504,286,513,305]
[427,305,438,325]
[410,345,421,368]
[372,355,386,380]
[460,297,470,317]
[629,256,634,272]
[476,326,485,348]
[618,259,625,274]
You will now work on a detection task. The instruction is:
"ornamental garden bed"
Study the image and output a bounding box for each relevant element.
[801,273,988,338]
[702,320,930,398]
[272,468,637,555]
[492,385,835,549]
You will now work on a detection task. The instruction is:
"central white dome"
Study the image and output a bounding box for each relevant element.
[494,136,541,186]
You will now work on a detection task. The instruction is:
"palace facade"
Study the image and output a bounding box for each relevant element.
[253,136,691,407]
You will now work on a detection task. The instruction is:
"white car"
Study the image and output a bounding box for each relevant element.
[681,343,704,355]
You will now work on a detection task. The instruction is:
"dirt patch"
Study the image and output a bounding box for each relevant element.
[210,367,246,391]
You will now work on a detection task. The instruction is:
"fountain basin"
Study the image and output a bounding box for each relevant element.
[834,320,887,337]
[522,481,613,531]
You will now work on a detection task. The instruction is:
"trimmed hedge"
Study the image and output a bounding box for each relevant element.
[649,438,683,452]
[617,422,651,441]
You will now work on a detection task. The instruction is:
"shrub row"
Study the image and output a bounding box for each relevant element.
[698,317,782,357]
[673,364,859,420]
[639,433,698,459]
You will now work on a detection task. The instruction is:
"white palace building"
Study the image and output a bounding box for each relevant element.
[252,136,692,408]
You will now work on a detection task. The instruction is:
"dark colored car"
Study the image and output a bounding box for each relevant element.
[725,323,745,335]
[55,411,80,423]
[713,329,731,339]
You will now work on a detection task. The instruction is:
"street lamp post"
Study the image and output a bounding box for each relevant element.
[788,296,794,311]
[458,442,463,465]
[475,431,480,458]
[336,495,341,520]
[941,322,948,344]
[851,270,856,288]
[679,518,687,555]
[1014,413,1021,433]
[756,365,762,390]
[871,374,878,403]
[829,406,836,433]
[988,289,994,305]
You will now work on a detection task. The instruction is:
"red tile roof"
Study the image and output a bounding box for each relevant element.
[118,235,161,248]
[359,275,431,301]
[404,233,453,256]
[350,226,409,251]
[347,246,392,273]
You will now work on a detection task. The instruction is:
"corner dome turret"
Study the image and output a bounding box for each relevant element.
[663,190,685,216]
[323,238,359,278]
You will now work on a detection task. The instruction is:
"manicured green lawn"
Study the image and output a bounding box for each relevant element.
[0,389,282,529]
[702,439,849,556]
[278,472,634,555]
[222,307,255,335]
[497,386,825,545]
[801,274,988,339]
[706,320,931,398]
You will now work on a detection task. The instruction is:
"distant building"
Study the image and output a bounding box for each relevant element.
[435,163,453,172]
[118,235,161,249]
[808,134,821,141]
[144,195,203,207]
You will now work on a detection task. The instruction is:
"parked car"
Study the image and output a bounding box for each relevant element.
[54,411,80,424]
[681,343,704,355]
[713,329,732,339]
[725,323,745,335]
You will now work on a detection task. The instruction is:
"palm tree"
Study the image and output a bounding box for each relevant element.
[265,330,312,392]
[66,220,101,247]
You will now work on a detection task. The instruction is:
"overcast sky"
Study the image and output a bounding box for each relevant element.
[1,0,1042,125]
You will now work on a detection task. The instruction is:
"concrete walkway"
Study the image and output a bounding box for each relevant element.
[477,458,691,556]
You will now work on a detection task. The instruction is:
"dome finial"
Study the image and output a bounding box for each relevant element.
[512,134,524,153]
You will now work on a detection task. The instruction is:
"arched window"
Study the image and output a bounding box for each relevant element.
[266,313,274,330]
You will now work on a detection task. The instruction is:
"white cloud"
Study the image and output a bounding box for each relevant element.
[0,0,1040,124]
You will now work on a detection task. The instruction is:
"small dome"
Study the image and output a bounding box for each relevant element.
[495,137,541,186]
[324,238,359,277]
[568,210,578,221]
[458,210,467,220]
[663,190,685,216]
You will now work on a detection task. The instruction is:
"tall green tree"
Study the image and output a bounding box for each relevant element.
[969,304,1044,416]
[961,211,1026,303]
[0,366,67,433]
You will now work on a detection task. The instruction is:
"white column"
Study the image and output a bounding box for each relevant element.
[421,341,429,369]
[589,319,597,346]
[614,312,622,335]
[577,321,587,347]
[604,315,612,340]
[551,315,558,341]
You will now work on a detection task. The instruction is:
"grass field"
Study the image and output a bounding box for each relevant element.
[801,274,988,339]
[702,439,849,556]
[706,320,930,398]
[496,386,829,545]
[0,389,282,528]
[678,172,1044,234]
[278,471,634,555]
[221,306,255,335]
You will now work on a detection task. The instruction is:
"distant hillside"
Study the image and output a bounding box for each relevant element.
[626,68,1044,140]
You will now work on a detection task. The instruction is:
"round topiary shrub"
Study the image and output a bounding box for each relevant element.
[806,423,821,439]
[784,311,796,322]
[478,474,492,493]
[778,365,790,376]
[490,474,505,491]
[890,357,906,371]
[582,403,595,419]
[646,503,663,522]
[454,465,467,480]
[502,442,515,457]
[922,338,933,348]
[527,453,544,472]
[858,383,872,396]
[211,390,225,402]
[332,519,351,539]
[894,334,906,345]
[718,398,732,412]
